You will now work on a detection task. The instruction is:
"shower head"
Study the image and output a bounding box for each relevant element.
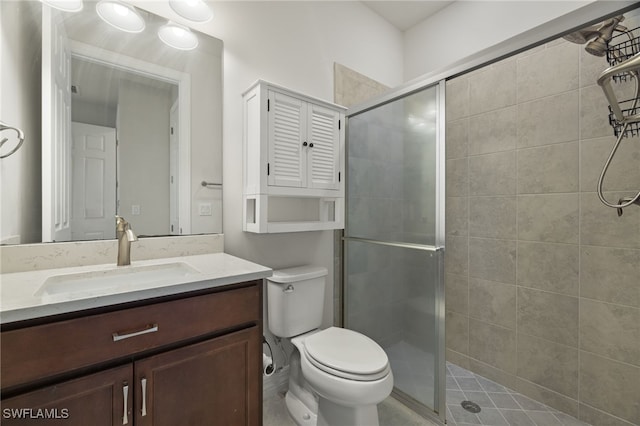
[563,16,627,57]
[586,38,609,57]
[586,16,626,57]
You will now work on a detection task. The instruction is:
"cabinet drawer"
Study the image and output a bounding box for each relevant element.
[1,283,260,391]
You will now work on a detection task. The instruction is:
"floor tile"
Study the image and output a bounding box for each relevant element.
[477,407,509,426]
[512,394,549,411]
[449,405,482,424]
[448,363,476,377]
[488,392,521,409]
[527,411,563,426]
[448,375,461,389]
[448,389,468,405]
[476,376,509,393]
[463,390,496,408]
[457,377,484,391]
[500,409,536,426]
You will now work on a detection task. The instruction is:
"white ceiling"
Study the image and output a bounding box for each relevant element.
[361,1,455,31]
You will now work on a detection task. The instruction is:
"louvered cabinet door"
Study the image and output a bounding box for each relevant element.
[267,90,307,188]
[307,103,341,190]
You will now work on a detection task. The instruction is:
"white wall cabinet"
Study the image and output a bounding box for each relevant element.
[243,80,346,233]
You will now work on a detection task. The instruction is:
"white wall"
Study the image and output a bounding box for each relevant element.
[71,99,117,128]
[0,1,42,244]
[216,1,403,329]
[131,1,404,331]
[403,1,632,81]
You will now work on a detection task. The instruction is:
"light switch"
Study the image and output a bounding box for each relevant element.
[132,205,141,215]
[199,203,212,216]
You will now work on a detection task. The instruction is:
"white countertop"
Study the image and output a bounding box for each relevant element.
[0,253,272,324]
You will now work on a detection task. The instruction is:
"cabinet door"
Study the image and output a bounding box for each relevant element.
[134,326,261,426]
[2,365,132,426]
[307,103,341,190]
[268,90,306,188]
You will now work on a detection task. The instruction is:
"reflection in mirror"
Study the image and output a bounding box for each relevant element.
[0,0,223,245]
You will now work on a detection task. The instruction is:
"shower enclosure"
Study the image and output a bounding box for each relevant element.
[343,82,446,423]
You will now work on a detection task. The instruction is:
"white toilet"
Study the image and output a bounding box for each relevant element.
[267,265,393,426]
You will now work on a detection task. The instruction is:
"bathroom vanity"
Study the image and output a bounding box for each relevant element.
[0,253,271,425]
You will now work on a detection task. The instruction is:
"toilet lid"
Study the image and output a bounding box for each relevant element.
[303,327,389,380]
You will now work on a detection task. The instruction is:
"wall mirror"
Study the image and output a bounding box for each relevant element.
[0,0,222,245]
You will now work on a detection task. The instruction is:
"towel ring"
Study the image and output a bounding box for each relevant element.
[0,121,26,159]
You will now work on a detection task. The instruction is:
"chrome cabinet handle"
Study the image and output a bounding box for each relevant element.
[122,382,129,425]
[283,285,294,293]
[112,324,158,342]
[141,377,148,417]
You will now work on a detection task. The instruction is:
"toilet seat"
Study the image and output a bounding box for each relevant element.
[302,327,390,381]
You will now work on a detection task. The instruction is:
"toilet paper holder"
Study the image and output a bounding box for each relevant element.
[263,336,275,376]
[263,353,274,376]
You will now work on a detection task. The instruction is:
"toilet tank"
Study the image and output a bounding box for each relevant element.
[267,265,327,338]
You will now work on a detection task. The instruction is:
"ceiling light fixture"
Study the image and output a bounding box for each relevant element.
[158,22,199,50]
[96,0,145,33]
[168,0,213,23]
[40,0,83,13]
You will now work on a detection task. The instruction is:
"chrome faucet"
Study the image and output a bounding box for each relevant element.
[116,215,138,266]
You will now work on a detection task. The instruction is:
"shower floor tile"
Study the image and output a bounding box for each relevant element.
[446,363,590,426]
[382,344,591,426]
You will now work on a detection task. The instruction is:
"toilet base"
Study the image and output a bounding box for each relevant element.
[286,391,317,426]
[317,398,380,426]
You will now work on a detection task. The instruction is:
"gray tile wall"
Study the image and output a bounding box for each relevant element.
[445,38,640,426]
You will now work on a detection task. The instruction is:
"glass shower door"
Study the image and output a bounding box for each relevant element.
[344,83,445,421]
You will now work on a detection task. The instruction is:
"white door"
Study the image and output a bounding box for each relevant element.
[307,103,341,190]
[42,6,72,242]
[267,90,306,188]
[169,100,179,235]
[70,123,116,240]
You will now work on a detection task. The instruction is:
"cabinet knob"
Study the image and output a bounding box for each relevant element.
[309,143,314,148]
[302,141,308,147]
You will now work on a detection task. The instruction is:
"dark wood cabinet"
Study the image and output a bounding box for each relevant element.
[135,326,261,426]
[1,281,263,426]
[2,364,132,426]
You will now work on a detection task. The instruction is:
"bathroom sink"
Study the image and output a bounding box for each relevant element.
[34,262,200,300]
